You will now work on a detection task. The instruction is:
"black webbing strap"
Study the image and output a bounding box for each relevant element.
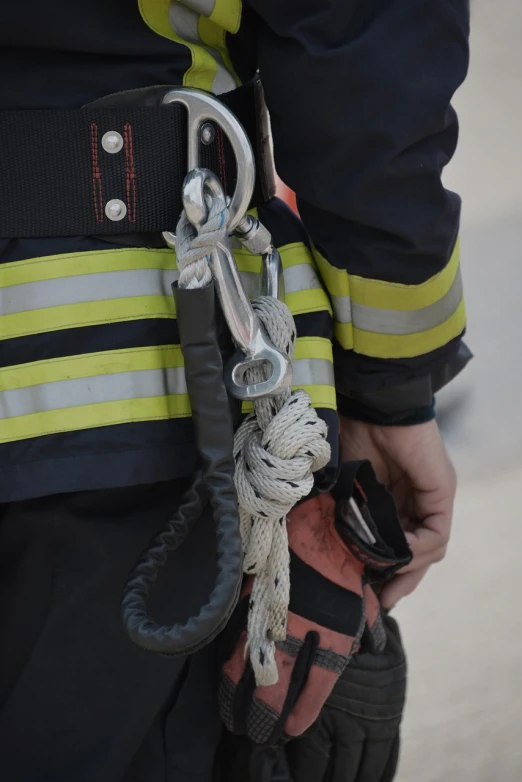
[0,82,267,239]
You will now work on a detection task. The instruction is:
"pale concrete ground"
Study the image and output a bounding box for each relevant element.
[395,2,522,779]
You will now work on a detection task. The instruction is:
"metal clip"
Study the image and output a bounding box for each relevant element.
[234,214,285,301]
[181,170,292,400]
[161,87,256,247]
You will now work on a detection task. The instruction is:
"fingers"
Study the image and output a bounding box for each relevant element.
[380,566,430,609]
[400,524,449,572]
[401,429,456,572]
[400,547,447,575]
[411,496,454,568]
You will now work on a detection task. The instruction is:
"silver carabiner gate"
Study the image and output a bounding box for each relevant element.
[181,169,292,400]
[161,88,292,401]
[234,213,285,301]
[161,87,255,240]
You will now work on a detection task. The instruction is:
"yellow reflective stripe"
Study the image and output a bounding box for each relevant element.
[0,346,191,443]
[208,0,241,32]
[0,242,317,282]
[198,15,239,88]
[293,337,333,363]
[294,384,336,410]
[234,242,318,274]
[352,268,463,336]
[1,296,174,341]
[334,299,466,358]
[312,248,350,298]
[313,240,461,310]
[285,289,332,318]
[0,248,176,287]
[334,322,354,350]
[234,242,332,316]
[313,241,465,357]
[0,242,332,341]
[241,382,336,416]
[0,396,191,445]
[349,299,467,359]
[294,337,335,409]
[0,346,184,392]
[280,244,323,270]
[138,0,217,91]
[351,241,461,310]
[138,0,239,93]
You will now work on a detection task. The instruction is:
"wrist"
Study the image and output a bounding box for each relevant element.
[337,394,436,426]
[335,340,472,426]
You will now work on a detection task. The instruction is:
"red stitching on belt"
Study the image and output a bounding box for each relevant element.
[90,123,104,223]
[124,122,137,223]
[217,126,227,192]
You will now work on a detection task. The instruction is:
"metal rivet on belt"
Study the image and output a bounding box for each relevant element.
[200,123,216,145]
[102,131,124,153]
[105,199,127,221]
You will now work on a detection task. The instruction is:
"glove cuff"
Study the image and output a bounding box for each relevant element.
[332,460,412,581]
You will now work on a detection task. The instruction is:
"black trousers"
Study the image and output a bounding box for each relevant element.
[0,480,222,782]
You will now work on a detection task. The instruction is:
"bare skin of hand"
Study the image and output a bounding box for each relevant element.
[340,416,457,609]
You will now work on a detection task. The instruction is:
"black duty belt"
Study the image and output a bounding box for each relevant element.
[0,80,274,239]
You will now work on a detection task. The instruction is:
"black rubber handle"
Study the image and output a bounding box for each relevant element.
[121,282,243,656]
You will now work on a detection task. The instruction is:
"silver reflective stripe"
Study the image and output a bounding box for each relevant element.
[292,359,334,388]
[331,294,352,325]
[169,1,200,42]
[331,268,463,334]
[236,264,323,301]
[0,265,322,317]
[211,57,237,95]
[0,360,332,420]
[169,1,236,95]
[284,264,323,295]
[0,367,187,420]
[2,268,179,316]
[181,0,216,16]
[352,268,463,336]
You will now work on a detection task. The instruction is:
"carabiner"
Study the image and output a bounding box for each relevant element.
[161,87,256,247]
[234,213,285,301]
[181,169,292,400]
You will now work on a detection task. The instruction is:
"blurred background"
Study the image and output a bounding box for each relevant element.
[394,1,522,779]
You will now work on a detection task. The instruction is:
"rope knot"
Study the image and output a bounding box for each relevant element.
[175,193,230,290]
[234,297,331,686]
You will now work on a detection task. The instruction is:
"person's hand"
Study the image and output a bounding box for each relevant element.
[340,416,456,608]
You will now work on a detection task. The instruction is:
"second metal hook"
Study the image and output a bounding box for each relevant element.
[180,170,292,400]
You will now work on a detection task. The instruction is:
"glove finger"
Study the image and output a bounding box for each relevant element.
[285,716,334,781]
[220,631,253,735]
[328,741,370,782]
[244,629,318,745]
[280,608,364,740]
[214,733,281,782]
[351,735,401,782]
[360,584,387,654]
[219,590,254,736]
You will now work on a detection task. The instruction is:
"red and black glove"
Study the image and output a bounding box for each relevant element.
[219,460,411,746]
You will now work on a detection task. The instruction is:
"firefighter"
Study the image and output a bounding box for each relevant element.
[0,1,470,780]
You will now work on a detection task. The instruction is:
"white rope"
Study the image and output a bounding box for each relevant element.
[174,194,229,290]
[175,201,331,687]
[234,297,331,686]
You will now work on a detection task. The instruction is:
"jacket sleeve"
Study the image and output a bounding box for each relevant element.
[245,0,471,423]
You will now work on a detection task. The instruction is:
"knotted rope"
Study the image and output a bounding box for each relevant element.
[175,201,331,686]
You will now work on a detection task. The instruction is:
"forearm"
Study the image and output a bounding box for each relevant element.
[248,0,471,419]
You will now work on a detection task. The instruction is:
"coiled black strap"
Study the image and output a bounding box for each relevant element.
[121,281,243,656]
